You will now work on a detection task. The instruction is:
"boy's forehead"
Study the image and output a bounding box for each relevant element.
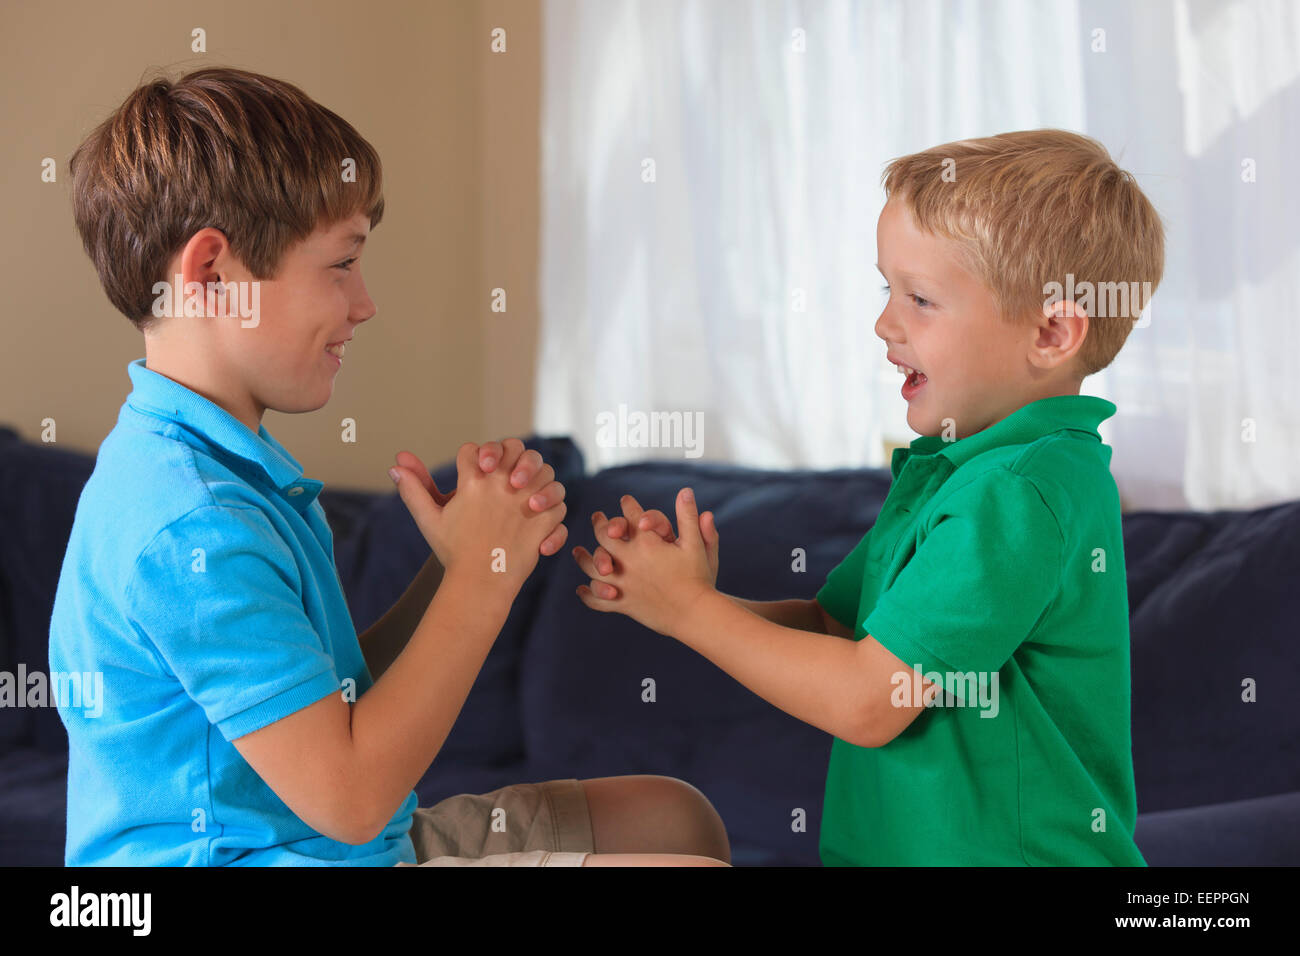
[311,216,370,248]
[877,200,982,284]
[878,197,930,242]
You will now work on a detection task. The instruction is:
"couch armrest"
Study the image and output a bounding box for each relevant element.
[1134,789,1300,865]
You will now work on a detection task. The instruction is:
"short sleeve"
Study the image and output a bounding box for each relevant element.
[124,505,342,741]
[816,529,875,631]
[863,470,1063,677]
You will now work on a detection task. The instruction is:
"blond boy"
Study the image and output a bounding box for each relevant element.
[575,130,1162,865]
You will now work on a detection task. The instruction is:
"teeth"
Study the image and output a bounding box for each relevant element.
[326,342,346,359]
[897,364,916,376]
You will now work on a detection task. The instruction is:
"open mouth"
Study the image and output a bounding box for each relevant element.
[897,362,928,397]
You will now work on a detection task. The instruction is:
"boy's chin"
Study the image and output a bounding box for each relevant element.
[273,387,334,416]
[904,408,936,438]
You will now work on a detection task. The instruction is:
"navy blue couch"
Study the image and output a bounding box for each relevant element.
[1,426,1296,865]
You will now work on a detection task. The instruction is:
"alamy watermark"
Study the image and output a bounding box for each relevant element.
[891,664,1000,718]
[151,273,260,327]
[595,404,704,458]
[50,886,150,935]
[0,665,103,717]
[1043,274,1152,326]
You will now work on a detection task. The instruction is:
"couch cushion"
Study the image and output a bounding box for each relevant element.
[1123,500,1300,812]
[1134,789,1300,866]
[0,746,68,865]
[0,427,94,752]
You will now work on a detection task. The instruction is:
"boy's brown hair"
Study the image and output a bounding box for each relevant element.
[881,129,1164,378]
[69,67,384,331]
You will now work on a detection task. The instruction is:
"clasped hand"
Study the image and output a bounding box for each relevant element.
[571,488,720,636]
[390,438,567,583]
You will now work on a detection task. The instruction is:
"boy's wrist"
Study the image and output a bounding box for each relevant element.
[667,585,726,645]
[438,560,524,616]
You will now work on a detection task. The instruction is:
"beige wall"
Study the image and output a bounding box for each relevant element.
[0,0,540,491]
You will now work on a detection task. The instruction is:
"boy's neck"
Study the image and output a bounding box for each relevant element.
[143,336,263,435]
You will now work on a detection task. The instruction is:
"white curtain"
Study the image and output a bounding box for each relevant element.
[536,0,1300,511]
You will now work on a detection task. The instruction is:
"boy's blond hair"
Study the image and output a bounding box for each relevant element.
[882,129,1164,377]
[68,67,384,331]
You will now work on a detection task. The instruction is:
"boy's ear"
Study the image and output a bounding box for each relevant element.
[176,227,236,286]
[1030,298,1089,370]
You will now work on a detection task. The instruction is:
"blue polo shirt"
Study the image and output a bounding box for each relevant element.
[48,357,418,865]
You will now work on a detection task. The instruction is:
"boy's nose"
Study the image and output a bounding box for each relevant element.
[874,305,897,343]
[351,283,377,324]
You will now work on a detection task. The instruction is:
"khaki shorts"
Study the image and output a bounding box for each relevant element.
[394,778,596,867]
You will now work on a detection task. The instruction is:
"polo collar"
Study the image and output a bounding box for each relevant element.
[123,358,323,509]
[890,394,1116,479]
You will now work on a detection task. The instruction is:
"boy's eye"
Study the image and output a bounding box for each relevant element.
[333,258,357,272]
[881,284,932,308]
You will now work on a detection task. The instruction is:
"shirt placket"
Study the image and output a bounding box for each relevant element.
[871,454,952,569]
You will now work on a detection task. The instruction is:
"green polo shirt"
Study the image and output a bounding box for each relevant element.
[815,394,1144,866]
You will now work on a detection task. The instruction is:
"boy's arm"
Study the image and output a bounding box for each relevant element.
[356,551,444,681]
[725,596,855,639]
[233,566,515,845]
[581,492,926,749]
[234,441,561,846]
[676,592,928,748]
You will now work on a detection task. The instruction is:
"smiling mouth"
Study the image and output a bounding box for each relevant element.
[325,342,346,360]
[896,363,927,389]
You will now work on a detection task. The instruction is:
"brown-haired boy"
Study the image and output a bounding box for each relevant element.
[575,129,1162,865]
[49,67,729,866]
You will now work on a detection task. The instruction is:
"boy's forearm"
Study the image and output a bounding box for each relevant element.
[676,591,866,743]
[356,550,445,680]
[726,596,824,632]
[348,567,516,836]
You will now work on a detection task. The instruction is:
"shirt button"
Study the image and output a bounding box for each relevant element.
[287,486,304,496]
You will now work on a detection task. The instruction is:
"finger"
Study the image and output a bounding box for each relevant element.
[498,437,527,473]
[701,510,719,574]
[389,464,444,540]
[619,494,648,531]
[510,448,544,489]
[591,510,626,554]
[478,441,504,473]
[539,520,569,557]
[636,509,676,543]
[576,584,618,612]
[395,450,455,506]
[588,579,620,600]
[454,442,481,486]
[527,478,564,512]
[592,545,615,576]
[573,544,620,582]
[571,545,601,578]
[521,462,555,501]
[394,450,440,501]
[701,510,718,549]
[605,516,630,540]
[674,487,703,549]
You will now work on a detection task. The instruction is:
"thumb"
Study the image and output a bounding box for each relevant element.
[395,450,453,506]
[674,487,703,550]
[700,510,719,553]
[390,465,445,544]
